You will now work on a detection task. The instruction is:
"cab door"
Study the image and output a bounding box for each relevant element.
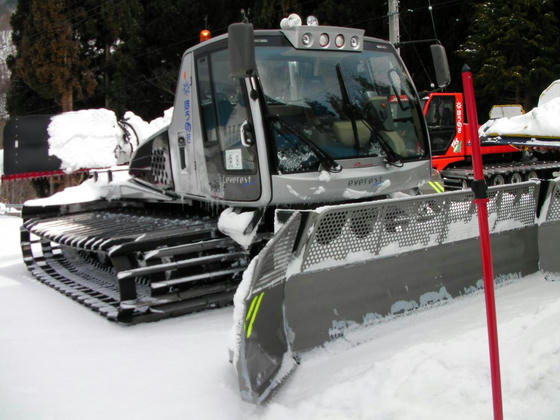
[425,94,461,156]
[195,47,261,202]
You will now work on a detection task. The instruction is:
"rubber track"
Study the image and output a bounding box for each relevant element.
[21,209,250,324]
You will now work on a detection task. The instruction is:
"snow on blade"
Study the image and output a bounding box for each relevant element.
[229,256,258,367]
[218,208,258,249]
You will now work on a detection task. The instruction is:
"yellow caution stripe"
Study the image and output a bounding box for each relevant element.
[244,292,265,339]
[429,181,445,193]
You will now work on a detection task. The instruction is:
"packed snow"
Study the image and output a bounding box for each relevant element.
[480,80,560,139]
[1,214,559,419]
[218,208,259,249]
[539,80,560,107]
[24,169,130,207]
[47,107,173,173]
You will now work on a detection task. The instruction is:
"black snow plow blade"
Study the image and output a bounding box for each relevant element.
[21,204,250,323]
[232,179,560,403]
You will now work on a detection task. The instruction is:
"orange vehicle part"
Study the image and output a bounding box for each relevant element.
[423,92,517,172]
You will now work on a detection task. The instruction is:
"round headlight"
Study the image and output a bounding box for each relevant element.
[287,13,302,27]
[302,33,312,46]
[319,33,330,47]
[335,34,345,48]
[350,36,360,49]
[306,15,319,26]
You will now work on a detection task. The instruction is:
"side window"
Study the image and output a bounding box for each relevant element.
[197,56,218,143]
[196,50,257,174]
[426,96,457,154]
[426,96,455,128]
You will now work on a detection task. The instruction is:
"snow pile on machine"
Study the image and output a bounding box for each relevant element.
[48,107,173,172]
[480,80,560,147]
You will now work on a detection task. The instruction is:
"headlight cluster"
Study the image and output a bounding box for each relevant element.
[280,13,363,51]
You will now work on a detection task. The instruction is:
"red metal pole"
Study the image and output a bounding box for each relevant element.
[462,65,503,420]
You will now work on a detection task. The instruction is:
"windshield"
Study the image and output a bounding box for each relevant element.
[256,41,427,173]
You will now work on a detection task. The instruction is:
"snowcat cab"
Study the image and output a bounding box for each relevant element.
[20,20,445,324]
[134,23,433,207]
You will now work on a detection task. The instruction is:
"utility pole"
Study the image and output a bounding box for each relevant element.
[388,0,400,53]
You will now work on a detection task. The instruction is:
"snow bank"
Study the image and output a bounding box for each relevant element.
[1,216,560,419]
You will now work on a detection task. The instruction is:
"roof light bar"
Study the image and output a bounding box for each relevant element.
[281,25,364,51]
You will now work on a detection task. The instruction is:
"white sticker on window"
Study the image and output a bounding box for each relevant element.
[225,149,243,170]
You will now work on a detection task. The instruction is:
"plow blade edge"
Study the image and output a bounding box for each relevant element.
[232,180,559,403]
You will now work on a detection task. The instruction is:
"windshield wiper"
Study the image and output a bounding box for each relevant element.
[268,115,342,173]
[335,63,361,152]
[361,116,403,167]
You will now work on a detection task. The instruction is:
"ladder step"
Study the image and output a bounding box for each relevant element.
[144,237,235,260]
[117,252,246,280]
[151,267,245,291]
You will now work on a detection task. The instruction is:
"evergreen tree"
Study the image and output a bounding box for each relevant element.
[70,0,143,110]
[253,0,304,28]
[10,0,97,112]
[459,0,560,114]
[109,0,250,120]
[7,0,58,115]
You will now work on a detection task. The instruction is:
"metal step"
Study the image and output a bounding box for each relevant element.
[117,251,246,280]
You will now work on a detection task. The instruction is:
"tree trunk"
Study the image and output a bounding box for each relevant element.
[105,42,110,108]
[61,89,73,112]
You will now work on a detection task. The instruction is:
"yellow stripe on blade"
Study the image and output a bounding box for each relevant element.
[246,292,265,339]
[429,181,445,193]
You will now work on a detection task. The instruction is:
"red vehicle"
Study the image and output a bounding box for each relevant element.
[423,92,560,188]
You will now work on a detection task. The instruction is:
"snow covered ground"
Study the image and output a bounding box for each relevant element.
[1,214,559,420]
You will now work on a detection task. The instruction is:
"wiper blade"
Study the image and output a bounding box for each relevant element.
[361,115,403,167]
[335,63,361,152]
[269,115,342,173]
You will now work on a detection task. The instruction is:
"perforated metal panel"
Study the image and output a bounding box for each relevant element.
[251,212,301,294]
[302,182,539,271]
[150,148,172,186]
[545,181,560,222]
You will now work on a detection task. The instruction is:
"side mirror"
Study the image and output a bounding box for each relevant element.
[430,44,451,89]
[228,23,257,78]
